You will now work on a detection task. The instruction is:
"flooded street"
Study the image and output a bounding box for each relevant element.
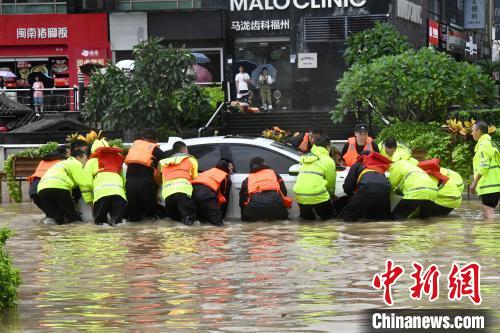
[0,202,498,332]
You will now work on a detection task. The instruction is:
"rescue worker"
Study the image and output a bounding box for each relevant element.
[240,157,291,221]
[37,149,89,224]
[340,152,392,222]
[70,140,88,205]
[289,127,324,153]
[83,139,127,226]
[192,159,233,226]
[293,135,337,220]
[125,128,165,221]
[388,159,438,220]
[470,121,500,220]
[380,138,417,163]
[28,145,70,210]
[418,158,464,217]
[341,124,379,167]
[160,141,198,225]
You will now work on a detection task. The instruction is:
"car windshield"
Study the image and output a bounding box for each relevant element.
[271,141,304,156]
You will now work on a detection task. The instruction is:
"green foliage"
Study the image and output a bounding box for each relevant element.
[343,22,411,67]
[83,38,215,136]
[0,227,21,310]
[376,122,442,145]
[451,141,475,183]
[108,138,124,149]
[333,48,496,124]
[203,86,225,109]
[3,142,59,203]
[450,108,500,126]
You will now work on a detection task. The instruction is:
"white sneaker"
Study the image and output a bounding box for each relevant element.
[35,113,40,117]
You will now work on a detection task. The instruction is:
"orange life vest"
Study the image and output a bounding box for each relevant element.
[90,147,124,174]
[245,169,292,208]
[343,136,374,167]
[162,157,194,182]
[27,159,62,183]
[298,133,311,153]
[124,140,158,167]
[192,167,229,206]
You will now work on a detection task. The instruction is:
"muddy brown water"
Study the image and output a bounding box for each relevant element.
[0,202,498,332]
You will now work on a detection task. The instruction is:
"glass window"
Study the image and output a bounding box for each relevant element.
[229,144,296,174]
[188,144,221,172]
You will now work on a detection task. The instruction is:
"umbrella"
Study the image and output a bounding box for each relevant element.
[116,60,135,71]
[192,52,210,64]
[251,64,277,87]
[0,71,16,78]
[234,60,257,74]
[79,63,104,76]
[193,64,213,83]
[27,72,54,88]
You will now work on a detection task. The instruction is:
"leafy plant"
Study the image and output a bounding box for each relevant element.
[0,227,21,310]
[344,22,411,67]
[333,48,496,124]
[444,119,496,139]
[262,127,294,143]
[3,142,59,203]
[83,38,214,138]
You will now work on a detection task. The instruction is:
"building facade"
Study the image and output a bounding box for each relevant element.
[0,0,496,112]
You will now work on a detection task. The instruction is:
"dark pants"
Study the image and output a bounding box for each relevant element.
[340,188,391,222]
[126,175,162,221]
[192,185,223,226]
[392,199,430,220]
[298,199,336,221]
[164,193,197,222]
[93,195,127,226]
[38,188,82,224]
[29,178,43,210]
[242,192,288,222]
[419,201,453,218]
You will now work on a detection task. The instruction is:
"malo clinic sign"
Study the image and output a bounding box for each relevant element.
[230,0,367,11]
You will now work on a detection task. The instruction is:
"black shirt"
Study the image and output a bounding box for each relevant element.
[341,139,379,158]
[126,147,164,177]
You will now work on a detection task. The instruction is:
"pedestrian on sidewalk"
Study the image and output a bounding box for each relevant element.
[259,67,274,112]
[32,76,44,116]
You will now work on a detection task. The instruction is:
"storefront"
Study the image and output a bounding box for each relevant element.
[226,1,392,111]
[0,13,110,110]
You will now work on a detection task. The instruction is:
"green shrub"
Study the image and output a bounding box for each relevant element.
[450,108,500,126]
[0,227,21,310]
[376,122,442,146]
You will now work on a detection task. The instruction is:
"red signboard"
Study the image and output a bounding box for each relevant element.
[428,19,440,46]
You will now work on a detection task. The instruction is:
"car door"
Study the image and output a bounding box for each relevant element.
[188,144,222,172]
[226,143,300,219]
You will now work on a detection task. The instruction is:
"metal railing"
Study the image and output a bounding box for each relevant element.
[198,102,226,137]
[0,1,66,14]
[0,87,79,112]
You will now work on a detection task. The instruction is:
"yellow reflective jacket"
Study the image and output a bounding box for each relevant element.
[82,158,126,204]
[293,145,336,205]
[159,154,198,199]
[429,168,464,209]
[388,160,438,201]
[38,157,88,193]
[379,142,414,163]
[473,134,500,196]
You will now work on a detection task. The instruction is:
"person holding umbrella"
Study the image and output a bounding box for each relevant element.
[259,67,274,112]
[235,65,251,103]
[32,76,44,116]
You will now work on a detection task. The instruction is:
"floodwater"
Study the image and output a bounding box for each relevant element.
[0,202,498,333]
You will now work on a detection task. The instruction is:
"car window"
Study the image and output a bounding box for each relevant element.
[188,144,221,172]
[229,144,296,174]
[271,141,304,156]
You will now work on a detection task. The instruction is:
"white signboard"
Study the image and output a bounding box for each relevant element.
[464,0,485,30]
[230,0,367,11]
[298,53,317,68]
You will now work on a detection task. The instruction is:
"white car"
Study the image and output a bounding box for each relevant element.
[160,136,349,220]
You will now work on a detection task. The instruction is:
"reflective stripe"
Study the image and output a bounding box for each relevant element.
[294,189,329,197]
[162,180,189,189]
[95,184,123,191]
[438,194,462,200]
[456,182,464,189]
[40,176,69,186]
[299,171,325,178]
[488,165,500,170]
[406,187,438,192]
[479,184,500,190]
[398,171,416,189]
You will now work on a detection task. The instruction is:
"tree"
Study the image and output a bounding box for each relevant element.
[83,38,213,138]
[332,48,496,124]
[343,22,411,67]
